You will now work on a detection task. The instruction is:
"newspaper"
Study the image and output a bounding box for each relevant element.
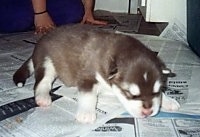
[0,86,124,137]
[0,25,200,137]
[159,18,187,44]
[84,113,200,137]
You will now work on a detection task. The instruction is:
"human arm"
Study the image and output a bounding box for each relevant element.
[81,0,107,25]
[31,0,55,34]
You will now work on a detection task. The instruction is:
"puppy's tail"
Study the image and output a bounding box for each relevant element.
[13,58,34,87]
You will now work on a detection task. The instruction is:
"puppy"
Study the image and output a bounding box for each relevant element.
[13,24,180,123]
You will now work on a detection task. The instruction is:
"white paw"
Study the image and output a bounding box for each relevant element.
[76,108,96,124]
[162,98,180,111]
[161,93,180,111]
[35,94,52,107]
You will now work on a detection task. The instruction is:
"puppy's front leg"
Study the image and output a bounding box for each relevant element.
[76,80,98,124]
[161,92,180,111]
[34,58,56,107]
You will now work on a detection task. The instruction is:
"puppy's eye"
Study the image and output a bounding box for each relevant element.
[122,89,141,100]
[131,95,141,100]
[152,92,161,97]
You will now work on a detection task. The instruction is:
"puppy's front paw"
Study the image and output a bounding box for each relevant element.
[35,93,52,107]
[161,93,180,111]
[76,108,96,124]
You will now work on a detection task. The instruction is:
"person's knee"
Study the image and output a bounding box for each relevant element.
[47,0,84,26]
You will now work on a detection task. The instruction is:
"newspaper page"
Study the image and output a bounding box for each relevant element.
[159,18,187,44]
[84,112,200,137]
[135,113,200,137]
[0,86,125,137]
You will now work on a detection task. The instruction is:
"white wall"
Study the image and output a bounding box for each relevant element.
[94,0,129,13]
[94,0,138,14]
[139,0,187,27]
[94,0,187,27]
[171,0,187,27]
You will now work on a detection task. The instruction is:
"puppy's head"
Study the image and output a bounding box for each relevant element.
[109,54,170,118]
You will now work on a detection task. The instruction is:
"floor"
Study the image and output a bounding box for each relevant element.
[94,10,168,36]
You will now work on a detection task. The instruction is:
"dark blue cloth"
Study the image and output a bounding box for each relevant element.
[187,0,200,57]
[0,0,84,33]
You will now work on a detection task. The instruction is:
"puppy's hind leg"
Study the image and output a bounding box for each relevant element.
[76,79,98,124]
[34,57,57,107]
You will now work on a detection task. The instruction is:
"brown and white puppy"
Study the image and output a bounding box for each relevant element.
[13,24,180,123]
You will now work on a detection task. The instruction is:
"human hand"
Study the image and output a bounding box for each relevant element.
[81,12,107,25]
[34,12,55,34]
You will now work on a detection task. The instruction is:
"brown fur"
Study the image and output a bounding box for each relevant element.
[14,24,166,100]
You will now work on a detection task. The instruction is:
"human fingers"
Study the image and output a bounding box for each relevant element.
[86,19,108,25]
[35,26,45,34]
[35,25,55,35]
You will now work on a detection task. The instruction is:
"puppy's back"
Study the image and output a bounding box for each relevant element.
[32,25,161,87]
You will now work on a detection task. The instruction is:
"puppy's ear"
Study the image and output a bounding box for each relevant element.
[108,69,122,84]
[108,57,118,80]
[158,60,175,77]
[107,58,123,84]
[162,68,171,75]
[162,68,176,77]
[108,67,118,80]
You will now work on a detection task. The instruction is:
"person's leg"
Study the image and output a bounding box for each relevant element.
[0,0,84,33]
[47,0,84,26]
[0,0,34,33]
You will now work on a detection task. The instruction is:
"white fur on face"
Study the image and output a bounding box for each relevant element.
[129,83,140,96]
[95,72,162,118]
[121,82,140,96]
[35,57,57,107]
[143,72,148,81]
[150,96,161,116]
[112,84,143,117]
[153,80,161,93]
[112,84,161,118]
[75,84,98,124]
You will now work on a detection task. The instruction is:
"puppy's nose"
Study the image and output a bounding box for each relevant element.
[142,109,153,116]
